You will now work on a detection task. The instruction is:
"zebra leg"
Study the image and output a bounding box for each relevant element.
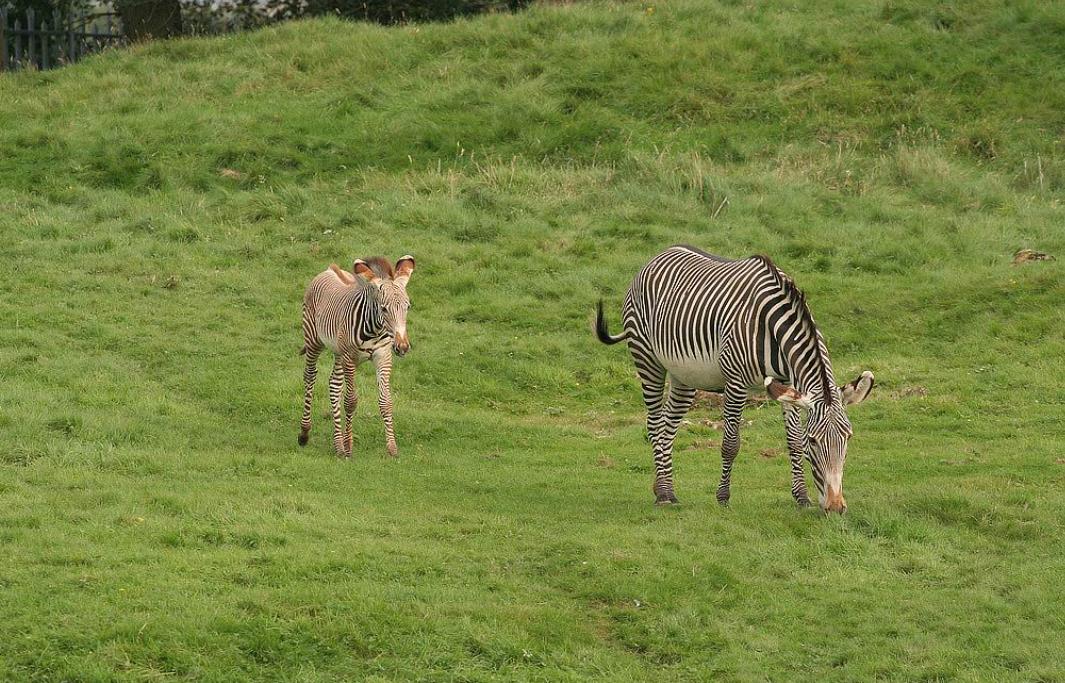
[652,380,697,505]
[298,346,321,446]
[634,362,671,503]
[342,356,357,456]
[783,405,811,506]
[716,385,747,505]
[328,357,347,458]
[372,347,398,457]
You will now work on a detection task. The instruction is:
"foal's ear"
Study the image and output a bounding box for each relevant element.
[765,377,813,410]
[353,259,382,285]
[394,255,415,286]
[840,370,875,406]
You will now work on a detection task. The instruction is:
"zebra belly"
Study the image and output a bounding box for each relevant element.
[663,356,727,391]
[318,333,381,363]
[318,332,340,353]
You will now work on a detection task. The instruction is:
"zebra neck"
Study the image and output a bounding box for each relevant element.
[357,289,386,341]
[778,333,836,405]
[757,259,837,405]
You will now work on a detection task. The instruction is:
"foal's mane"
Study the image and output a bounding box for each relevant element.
[328,264,355,285]
[360,256,395,280]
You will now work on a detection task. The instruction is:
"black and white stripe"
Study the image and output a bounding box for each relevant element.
[597,244,873,511]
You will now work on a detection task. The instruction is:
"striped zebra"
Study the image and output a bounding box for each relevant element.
[596,245,874,512]
[299,256,415,458]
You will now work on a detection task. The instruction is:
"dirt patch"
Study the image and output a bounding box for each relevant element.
[1012,249,1053,265]
[693,391,724,408]
[699,418,752,430]
[892,386,929,399]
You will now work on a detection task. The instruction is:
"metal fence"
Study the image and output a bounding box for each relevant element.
[1,7,126,72]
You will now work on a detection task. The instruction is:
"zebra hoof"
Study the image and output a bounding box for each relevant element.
[297,431,309,447]
[795,497,812,508]
[654,494,679,506]
[716,494,730,507]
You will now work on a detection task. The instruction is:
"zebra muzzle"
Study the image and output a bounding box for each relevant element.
[822,486,847,514]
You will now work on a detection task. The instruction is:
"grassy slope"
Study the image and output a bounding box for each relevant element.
[1,0,1064,679]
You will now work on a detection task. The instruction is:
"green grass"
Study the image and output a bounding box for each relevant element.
[1,0,1064,679]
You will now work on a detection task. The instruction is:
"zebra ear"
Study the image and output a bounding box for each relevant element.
[352,260,381,285]
[840,370,875,406]
[765,377,813,409]
[394,255,415,286]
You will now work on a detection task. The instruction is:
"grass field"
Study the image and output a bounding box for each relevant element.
[1,0,1064,679]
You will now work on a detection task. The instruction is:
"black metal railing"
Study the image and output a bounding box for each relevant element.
[1,7,125,72]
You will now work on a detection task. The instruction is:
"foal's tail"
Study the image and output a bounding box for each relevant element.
[595,300,628,345]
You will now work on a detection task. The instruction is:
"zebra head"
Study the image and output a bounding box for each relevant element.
[353,256,416,356]
[766,371,875,513]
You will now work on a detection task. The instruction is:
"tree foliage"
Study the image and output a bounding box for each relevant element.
[185,0,529,30]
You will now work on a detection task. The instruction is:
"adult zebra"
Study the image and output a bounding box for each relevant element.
[596,245,874,513]
[299,256,415,458]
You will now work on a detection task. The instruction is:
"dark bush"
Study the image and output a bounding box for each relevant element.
[298,0,530,25]
[116,0,182,39]
[3,0,89,19]
[4,0,528,34]
[183,0,529,31]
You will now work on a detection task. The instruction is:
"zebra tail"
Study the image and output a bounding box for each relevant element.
[595,300,627,345]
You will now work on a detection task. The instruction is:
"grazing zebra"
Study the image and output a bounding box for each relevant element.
[299,256,415,458]
[596,245,874,512]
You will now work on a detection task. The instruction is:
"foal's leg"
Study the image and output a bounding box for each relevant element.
[328,357,347,458]
[342,357,357,456]
[372,347,398,457]
[298,345,321,446]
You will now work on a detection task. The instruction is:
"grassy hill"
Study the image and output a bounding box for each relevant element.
[1,0,1063,679]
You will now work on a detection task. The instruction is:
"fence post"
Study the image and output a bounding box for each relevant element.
[13,17,21,69]
[1,7,8,72]
[68,12,75,65]
[52,8,61,64]
[26,9,35,70]
[41,19,49,70]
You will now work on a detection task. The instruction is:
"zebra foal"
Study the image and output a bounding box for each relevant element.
[299,256,415,458]
[597,245,874,513]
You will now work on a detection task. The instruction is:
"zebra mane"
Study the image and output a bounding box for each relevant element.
[752,254,833,405]
[359,256,395,280]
